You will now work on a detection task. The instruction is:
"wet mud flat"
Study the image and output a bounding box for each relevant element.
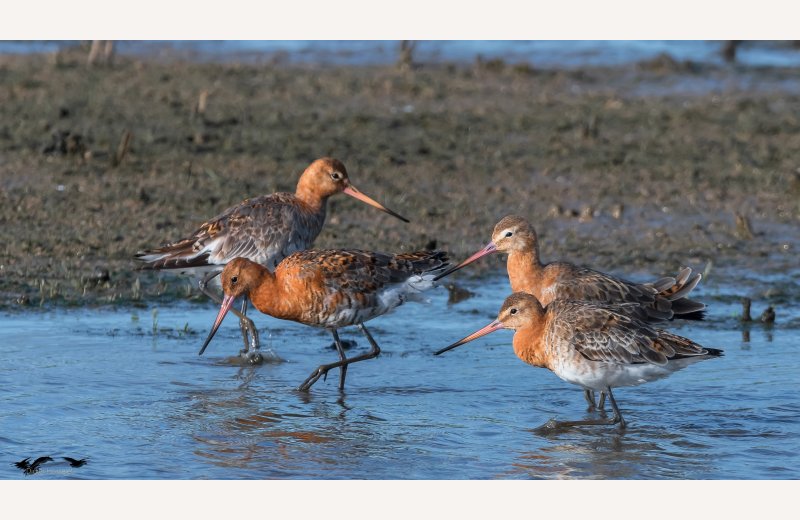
[0,49,799,308]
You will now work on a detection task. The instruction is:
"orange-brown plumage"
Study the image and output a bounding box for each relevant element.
[136,157,408,273]
[216,250,447,328]
[436,215,706,322]
[201,250,449,391]
[135,157,409,359]
[294,158,350,209]
[436,292,722,428]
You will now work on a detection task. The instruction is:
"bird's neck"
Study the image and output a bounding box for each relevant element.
[247,268,279,313]
[248,268,303,322]
[294,179,330,213]
[506,246,544,295]
[512,316,549,369]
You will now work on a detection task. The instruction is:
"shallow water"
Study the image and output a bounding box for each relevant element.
[4,40,800,69]
[1,273,799,479]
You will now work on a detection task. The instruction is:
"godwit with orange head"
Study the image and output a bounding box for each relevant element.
[434,214,706,408]
[200,250,449,391]
[436,215,705,320]
[436,292,722,429]
[136,158,409,361]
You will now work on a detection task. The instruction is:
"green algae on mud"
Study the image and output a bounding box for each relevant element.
[1,50,799,308]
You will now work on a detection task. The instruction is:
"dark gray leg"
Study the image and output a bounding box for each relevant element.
[298,324,381,392]
[238,299,251,354]
[237,299,263,363]
[237,300,260,352]
[584,389,597,411]
[332,330,348,390]
[198,271,261,357]
[583,389,607,411]
[539,386,624,430]
[605,387,625,429]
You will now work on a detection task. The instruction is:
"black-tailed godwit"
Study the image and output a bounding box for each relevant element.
[200,250,449,391]
[436,215,704,321]
[436,292,722,429]
[136,158,409,361]
[434,215,706,408]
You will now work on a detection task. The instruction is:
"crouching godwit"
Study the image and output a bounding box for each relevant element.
[436,292,722,430]
[200,250,449,391]
[434,215,707,409]
[136,158,409,361]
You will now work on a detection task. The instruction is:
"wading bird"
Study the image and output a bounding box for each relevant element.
[201,250,448,391]
[436,292,722,429]
[434,215,707,408]
[136,158,409,361]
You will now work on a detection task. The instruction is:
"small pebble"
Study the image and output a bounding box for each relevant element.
[91,268,111,284]
[547,204,562,218]
[327,339,358,351]
[446,283,475,305]
[578,206,594,223]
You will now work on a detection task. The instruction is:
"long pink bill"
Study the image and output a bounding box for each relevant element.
[432,242,497,282]
[343,185,410,223]
[198,294,236,355]
[434,319,504,356]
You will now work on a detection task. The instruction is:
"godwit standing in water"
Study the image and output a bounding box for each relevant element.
[436,292,722,429]
[200,250,449,391]
[136,158,409,361]
[434,214,706,408]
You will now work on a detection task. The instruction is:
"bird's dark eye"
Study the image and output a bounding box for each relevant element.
[330,172,343,181]
[505,231,513,238]
[231,276,238,285]
[510,308,518,315]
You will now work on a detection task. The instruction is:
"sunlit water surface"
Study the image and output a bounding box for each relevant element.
[1,273,798,479]
[4,41,800,69]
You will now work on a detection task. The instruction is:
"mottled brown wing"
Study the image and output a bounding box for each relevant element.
[394,251,450,275]
[285,249,447,296]
[549,300,672,365]
[199,193,323,268]
[551,264,657,305]
[137,193,323,270]
[549,264,668,320]
[277,249,447,327]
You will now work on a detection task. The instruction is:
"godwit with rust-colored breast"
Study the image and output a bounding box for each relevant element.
[136,158,409,361]
[200,250,449,391]
[434,214,706,409]
[436,292,722,430]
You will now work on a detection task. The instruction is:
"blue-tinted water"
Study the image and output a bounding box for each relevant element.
[1,273,798,479]
[3,40,800,68]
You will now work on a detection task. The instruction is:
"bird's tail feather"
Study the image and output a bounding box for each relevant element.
[135,238,211,271]
[649,267,706,320]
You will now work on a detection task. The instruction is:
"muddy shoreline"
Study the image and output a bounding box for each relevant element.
[1,49,798,309]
